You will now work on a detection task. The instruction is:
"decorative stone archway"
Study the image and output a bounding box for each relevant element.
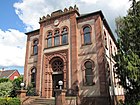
[50,57,64,97]
[42,50,68,98]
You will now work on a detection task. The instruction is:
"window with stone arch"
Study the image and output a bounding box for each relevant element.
[61,27,68,45]
[83,60,95,86]
[31,67,37,87]
[47,31,52,47]
[54,29,60,46]
[33,39,38,55]
[82,25,91,45]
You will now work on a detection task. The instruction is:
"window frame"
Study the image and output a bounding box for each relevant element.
[30,67,37,87]
[81,25,92,45]
[32,39,38,55]
[47,31,53,47]
[61,27,68,45]
[82,59,95,86]
[51,58,64,72]
[54,29,60,46]
[45,26,69,48]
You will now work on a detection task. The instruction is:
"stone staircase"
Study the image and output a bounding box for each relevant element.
[24,97,55,105]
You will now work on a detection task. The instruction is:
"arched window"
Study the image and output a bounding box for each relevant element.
[31,67,36,87]
[52,58,64,72]
[83,26,91,44]
[47,32,52,47]
[54,30,60,46]
[61,27,68,45]
[84,61,94,85]
[33,39,38,55]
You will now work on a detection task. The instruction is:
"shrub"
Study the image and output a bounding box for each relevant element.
[12,76,23,90]
[26,84,37,96]
[0,78,9,83]
[7,98,21,105]
[0,81,13,97]
[10,76,23,97]
[0,98,20,105]
[0,98,7,105]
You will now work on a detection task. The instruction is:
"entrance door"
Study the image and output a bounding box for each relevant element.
[51,57,64,97]
[52,74,63,97]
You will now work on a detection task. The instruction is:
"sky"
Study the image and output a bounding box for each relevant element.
[0,0,131,74]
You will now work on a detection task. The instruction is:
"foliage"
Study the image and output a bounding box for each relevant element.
[115,0,140,105]
[0,97,20,105]
[0,78,9,83]
[12,76,23,90]
[0,81,13,97]
[10,76,23,97]
[0,98,7,105]
[0,76,24,98]
[7,98,21,105]
[26,83,37,96]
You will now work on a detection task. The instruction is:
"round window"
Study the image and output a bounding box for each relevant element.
[52,59,64,72]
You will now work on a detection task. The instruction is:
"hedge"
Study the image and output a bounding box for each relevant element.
[0,98,20,105]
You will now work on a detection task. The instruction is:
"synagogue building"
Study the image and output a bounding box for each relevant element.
[24,5,124,105]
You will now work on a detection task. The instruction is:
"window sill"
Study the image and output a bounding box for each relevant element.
[83,82,95,86]
[82,42,92,46]
[44,43,69,50]
[31,54,38,56]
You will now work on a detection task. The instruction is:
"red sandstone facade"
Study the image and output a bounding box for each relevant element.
[24,6,123,105]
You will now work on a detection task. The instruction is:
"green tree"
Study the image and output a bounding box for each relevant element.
[0,81,13,97]
[10,76,23,97]
[12,76,23,90]
[0,78,9,83]
[115,0,140,105]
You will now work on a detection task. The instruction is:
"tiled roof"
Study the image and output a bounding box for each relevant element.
[0,70,17,78]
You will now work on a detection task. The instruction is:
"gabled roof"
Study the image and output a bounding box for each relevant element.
[0,70,18,78]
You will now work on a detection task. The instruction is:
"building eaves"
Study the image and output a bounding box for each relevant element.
[25,29,40,35]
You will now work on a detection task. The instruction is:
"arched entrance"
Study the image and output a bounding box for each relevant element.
[51,57,64,97]
[42,51,68,98]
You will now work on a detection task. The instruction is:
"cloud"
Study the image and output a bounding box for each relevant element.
[13,0,78,31]
[14,0,131,33]
[80,0,98,4]
[2,0,130,69]
[0,29,26,67]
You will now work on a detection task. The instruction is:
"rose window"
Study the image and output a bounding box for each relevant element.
[52,59,63,72]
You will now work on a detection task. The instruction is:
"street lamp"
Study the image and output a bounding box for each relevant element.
[20,82,25,90]
[58,80,63,90]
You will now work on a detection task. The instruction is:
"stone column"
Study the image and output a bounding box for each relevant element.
[16,90,27,98]
[63,62,67,89]
[55,89,67,105]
